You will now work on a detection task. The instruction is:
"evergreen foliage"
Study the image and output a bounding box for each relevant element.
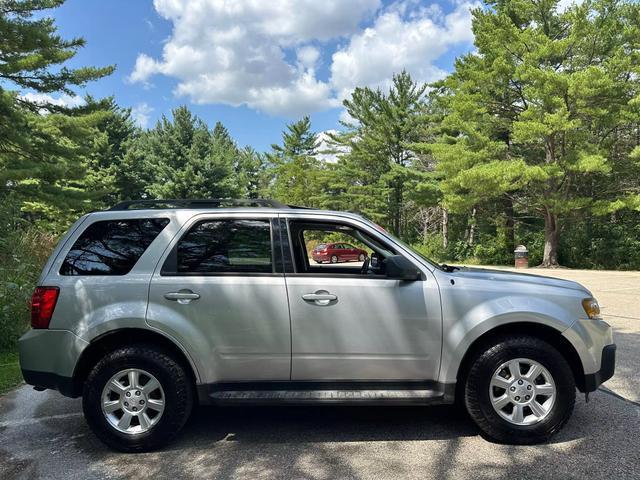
[422,0,640,266]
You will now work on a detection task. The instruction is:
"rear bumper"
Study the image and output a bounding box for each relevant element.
[18,329,88,397]
[21,370,77,397]
[582,344,616,392]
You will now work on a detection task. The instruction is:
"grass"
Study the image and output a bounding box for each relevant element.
[0,351,22,395]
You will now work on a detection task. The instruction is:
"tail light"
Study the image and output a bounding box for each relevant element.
[31,286,60,329]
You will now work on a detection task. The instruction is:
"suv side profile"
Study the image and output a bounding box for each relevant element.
[20,199,616,452]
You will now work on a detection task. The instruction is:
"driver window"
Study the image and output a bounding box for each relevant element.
[288,220,395,276]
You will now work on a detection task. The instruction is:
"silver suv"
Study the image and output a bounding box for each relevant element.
[19,199,616,452]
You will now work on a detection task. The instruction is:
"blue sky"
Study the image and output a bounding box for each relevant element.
[47,0,478,151]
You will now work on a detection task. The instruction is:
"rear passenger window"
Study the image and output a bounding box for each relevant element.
[60,218,169,276]
[167,219,272,274]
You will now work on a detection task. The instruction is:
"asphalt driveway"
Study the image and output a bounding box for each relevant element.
[1,268,639,479]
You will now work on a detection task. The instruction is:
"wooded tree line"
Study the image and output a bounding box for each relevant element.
[1,0,639,271]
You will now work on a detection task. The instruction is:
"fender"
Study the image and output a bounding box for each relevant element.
[439,295,577,384]
[75,315,202,384]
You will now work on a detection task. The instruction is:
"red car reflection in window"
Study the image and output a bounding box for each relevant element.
[311,243,368,264]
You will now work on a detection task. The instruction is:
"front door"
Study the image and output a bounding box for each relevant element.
[147,215,291,383]
[283,217,442,381]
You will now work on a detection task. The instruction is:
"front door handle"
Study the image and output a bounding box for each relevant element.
[302,291,337,306]
[164,290,200,304]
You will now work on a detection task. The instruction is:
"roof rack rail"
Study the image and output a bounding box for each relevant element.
[109,198,288,211]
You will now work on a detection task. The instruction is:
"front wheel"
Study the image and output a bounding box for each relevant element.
[83,345,194,452]
[464,335,575,444]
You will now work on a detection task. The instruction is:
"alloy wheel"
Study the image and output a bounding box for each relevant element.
[489,358,556,426]
[101,368,165,434]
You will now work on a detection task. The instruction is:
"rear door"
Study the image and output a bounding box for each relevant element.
[147,213,291,383]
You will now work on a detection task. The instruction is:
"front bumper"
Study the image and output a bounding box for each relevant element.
[18,329,88,397]
[583,344,616,392]
[562,318,616,392]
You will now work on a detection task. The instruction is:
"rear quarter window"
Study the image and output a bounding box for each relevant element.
[60,218,169,276]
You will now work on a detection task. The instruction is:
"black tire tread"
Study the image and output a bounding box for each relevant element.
[83,344,193,453]
[464,335,575,444]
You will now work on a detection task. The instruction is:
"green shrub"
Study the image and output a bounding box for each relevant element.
[0,226,57,351]
[411,235,447,263]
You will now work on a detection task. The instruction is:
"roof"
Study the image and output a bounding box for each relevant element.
[109,198,304,211]
[96,198,367,224]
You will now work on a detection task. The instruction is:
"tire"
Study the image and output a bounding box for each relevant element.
[330,255,338,263]
[83,344,194,452]
[358,253,365,262]
[464,335,575,444]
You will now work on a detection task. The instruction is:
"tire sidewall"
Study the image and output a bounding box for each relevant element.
[83,346,192,452]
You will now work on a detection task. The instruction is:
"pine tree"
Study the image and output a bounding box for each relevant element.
[0,0,114,221]
[267,116,324,206]
[426,0,640,266]
[271,116,317,157]
[124,107,240,199]
[328,71,428,235]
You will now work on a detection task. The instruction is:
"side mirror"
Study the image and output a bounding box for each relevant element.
[384,255,421,281]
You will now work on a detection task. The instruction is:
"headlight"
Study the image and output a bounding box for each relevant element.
[582,297,601,319]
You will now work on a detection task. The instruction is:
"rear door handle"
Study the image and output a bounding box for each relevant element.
[164,290,200,304]
[302,291,337,305]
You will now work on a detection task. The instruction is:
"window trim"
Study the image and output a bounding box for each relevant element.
[160,216,281,277]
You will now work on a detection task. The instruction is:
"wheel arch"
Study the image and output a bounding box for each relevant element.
[454,322,586,398]
[72,327,199,397]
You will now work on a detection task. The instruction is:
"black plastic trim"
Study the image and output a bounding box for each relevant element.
[21,369,79,398]
[582,344,616,393]
[196,380,456,405]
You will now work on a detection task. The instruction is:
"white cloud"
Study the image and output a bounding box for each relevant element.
[315,129,349,163]
[128,54,158,85]
[557,0,584,12]
[129,0,476,117]
[130,0,379,116]
[330,2,477,100]
[19,92,85,110]
[297,46,321,69]
[131,102,154,128]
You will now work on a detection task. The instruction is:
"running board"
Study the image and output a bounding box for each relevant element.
[198,382,455,405]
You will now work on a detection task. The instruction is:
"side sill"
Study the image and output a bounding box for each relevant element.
[197,380,456,406]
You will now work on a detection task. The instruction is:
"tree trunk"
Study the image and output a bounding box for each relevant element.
[504,198,515,254]
[542,209,560,267]
[467,207,477,246]
[394,183,403,237]
[442,208,449,249]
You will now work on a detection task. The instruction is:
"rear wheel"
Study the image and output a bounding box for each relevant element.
[83,345,194,452]
[464,335,575,444]
[358,253,365,262]
[330,255,338,263]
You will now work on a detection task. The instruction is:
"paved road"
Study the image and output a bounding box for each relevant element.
[1,268,639,479]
